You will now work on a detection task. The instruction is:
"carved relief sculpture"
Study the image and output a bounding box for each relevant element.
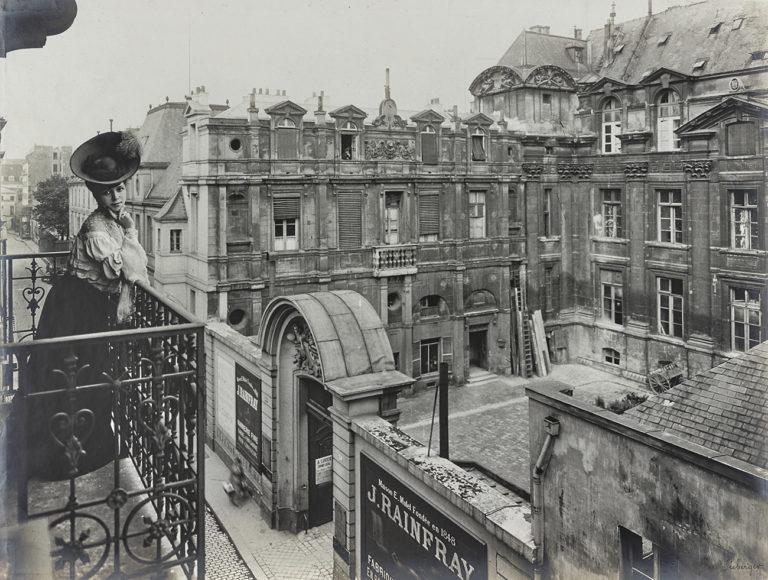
[285,320,322,378]
[522,163,544,179]
[557,163,594,179]
[683,160,713,179]
[525,66,576,89]
[623,161,649,179]
[364,140,416,161]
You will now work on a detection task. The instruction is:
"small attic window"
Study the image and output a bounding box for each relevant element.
[750,50,768,61]
[709,22,722,34]
[692,59,708,71]
[732,17,744,30]
[613,44,625,54]
[657,33,670,45]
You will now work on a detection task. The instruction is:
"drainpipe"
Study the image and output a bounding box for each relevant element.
[532,416,560,580]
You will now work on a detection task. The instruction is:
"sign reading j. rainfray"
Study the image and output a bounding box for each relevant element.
[235,364,261,472]
[360,453,487,580]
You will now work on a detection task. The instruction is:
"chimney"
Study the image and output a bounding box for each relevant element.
[248,89,259,123]
[430,97,440,105]
[574,27,582,40]
[529,25,550,35]
[283,90,287,96]
[648,0,652,16]
[315,90,326,126]
[259,88,263,95]
[385,68,391,100]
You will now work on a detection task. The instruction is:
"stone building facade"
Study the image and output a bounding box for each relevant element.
[139,0,766,386]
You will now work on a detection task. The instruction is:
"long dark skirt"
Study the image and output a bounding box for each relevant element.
[15,275,119,481]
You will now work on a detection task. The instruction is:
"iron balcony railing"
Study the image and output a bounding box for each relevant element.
[372,244,418,277]
[0,251,206,579]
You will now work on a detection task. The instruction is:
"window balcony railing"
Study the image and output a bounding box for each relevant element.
[0,251,206,579]
[372,244,418,277]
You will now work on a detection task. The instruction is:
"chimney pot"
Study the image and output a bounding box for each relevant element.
[574,27,582,40]
[266,89,270,95]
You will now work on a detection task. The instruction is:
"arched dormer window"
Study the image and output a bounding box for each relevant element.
[421,125,438,165]
[602,97,622,154]
[471,127,486,161]
[276,117,298,158]
[656,90,681,151]
[340,121,358,160]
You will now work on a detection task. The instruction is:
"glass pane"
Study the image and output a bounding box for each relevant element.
[275,221,283,236]
[286,221,296,236]
[671,279,683,295]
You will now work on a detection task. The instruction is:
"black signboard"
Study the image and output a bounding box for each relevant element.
[235,364,261,472]
[360,453,487,580]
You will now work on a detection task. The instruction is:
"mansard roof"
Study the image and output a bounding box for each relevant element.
[329,105,368,120]
[155,187,187,222]
[629,340,768,469]
[677,96,768,133]
[586,0,768,84]
[497,28,588,76]
[264,100,307,117]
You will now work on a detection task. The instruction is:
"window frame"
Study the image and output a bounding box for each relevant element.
[601,189,623,238]
[730,287,762,352]
[730,189,759,250]
[657,189,684,244]
[601,270,624,325]
[601,97,622,155]
[657,276,684,338]
[471,128,487,162]
[603,348,620,365]
[468,190,486,239]
[273,217,298,251]
[420,338,440,375]
[542,188,552,237]
[169,228,182,253]
[656,89,681,151]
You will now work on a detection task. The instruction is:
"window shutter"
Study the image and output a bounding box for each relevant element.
[419,194,439,236]
[422,134,438,164]
[337,192,362,249]
[273,197,300,220]
[277,128,298,159]
[657,118,673,151]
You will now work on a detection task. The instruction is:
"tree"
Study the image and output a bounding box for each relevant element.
[32,175,69,240]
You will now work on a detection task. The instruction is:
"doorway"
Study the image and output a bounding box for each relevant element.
[304,379,333,528]
[469,328,488,369]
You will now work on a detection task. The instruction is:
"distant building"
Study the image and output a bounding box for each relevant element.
[25,144,72,240]
[527,339,768,578]
[68,176,96,237]
[0,158,28,231]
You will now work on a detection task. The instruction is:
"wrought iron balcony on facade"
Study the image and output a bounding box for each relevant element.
[372,244,418,277]
[0,251,206,579]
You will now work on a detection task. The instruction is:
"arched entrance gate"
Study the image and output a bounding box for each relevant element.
[259,290,413,532]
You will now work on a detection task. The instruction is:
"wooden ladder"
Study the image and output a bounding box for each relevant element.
[512,287,535,378]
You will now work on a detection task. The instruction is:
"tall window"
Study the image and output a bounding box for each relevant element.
[170,229,182,253]
[471,128,486,161]
[277,117,298,159]
[620,527,678,580]
[384,192,401,245]
[420,338,440,375]
[273,197,300,251]
[338,191,362,249]
[658,190,683,244]
[227,191,249,244]
[146,215,153,252]
[727,122,757,156]
[544,266,555,314]
[542,188,552,237]
[657,277,683,338]
[730,190,759,250]
[602,97,622,154]
[602,189,622,238]
[731,288,761,352]
[340,121,357,160]
[657,90,681,151]
[421,125,438,165]
[418,193,439,242]
[469,191,486,238]
[601,270,623,324]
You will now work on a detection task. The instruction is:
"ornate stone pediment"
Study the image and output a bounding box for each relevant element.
[264,100,307,118]
[364,139,416,161]
[584,76,627,96]
[683,160,713,179]
[469,66,524,96]
[285,319,322,379]
[639,67,691,86]
[623,161,649,179]
[677,96,768,135]
[462,112,494,128]
[329,105,368,122]
[410,109,446,125]
[524,66,576,90]
[557,163,594,179]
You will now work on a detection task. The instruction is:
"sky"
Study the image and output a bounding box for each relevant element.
[0,0,699,159]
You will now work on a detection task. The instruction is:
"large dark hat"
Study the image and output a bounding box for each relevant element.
[70,131,141,185]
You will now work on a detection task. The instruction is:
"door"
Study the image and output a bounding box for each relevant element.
[469,329,487,369]
[306,393,333,528]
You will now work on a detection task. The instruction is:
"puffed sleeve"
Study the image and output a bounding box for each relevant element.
[120,228,149,285]
[83,230,124,280]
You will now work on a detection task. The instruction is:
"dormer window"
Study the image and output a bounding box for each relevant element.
[602,97,622,154]
[732,17,744,30]
[750,50,768,61]
[709,22,722,34]
[276,117,298,158]
[278,118,296,128]
[471,128,486,161]
[692,59,708,72]
[613,44,625,54]
[421,125,438,165]
[340,121,358,160]
[657,33,670,46]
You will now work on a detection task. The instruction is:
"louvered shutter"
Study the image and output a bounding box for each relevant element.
[412,340,421,377]
[277,129,297,159]
[422,134,438,164]
[419,194,439,237]
[273,197,300,220]
[337,192,362,249]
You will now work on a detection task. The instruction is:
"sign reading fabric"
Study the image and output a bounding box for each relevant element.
[235,364,261,472]
[360,453,487,580]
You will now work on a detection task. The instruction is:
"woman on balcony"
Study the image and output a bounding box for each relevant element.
[18,131,149,480]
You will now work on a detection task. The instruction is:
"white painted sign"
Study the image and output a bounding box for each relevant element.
[315,455,332,485]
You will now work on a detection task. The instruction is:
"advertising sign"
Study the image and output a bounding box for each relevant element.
[360,453,487,580]
[315,455,333,485]
[235,364,261,472]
